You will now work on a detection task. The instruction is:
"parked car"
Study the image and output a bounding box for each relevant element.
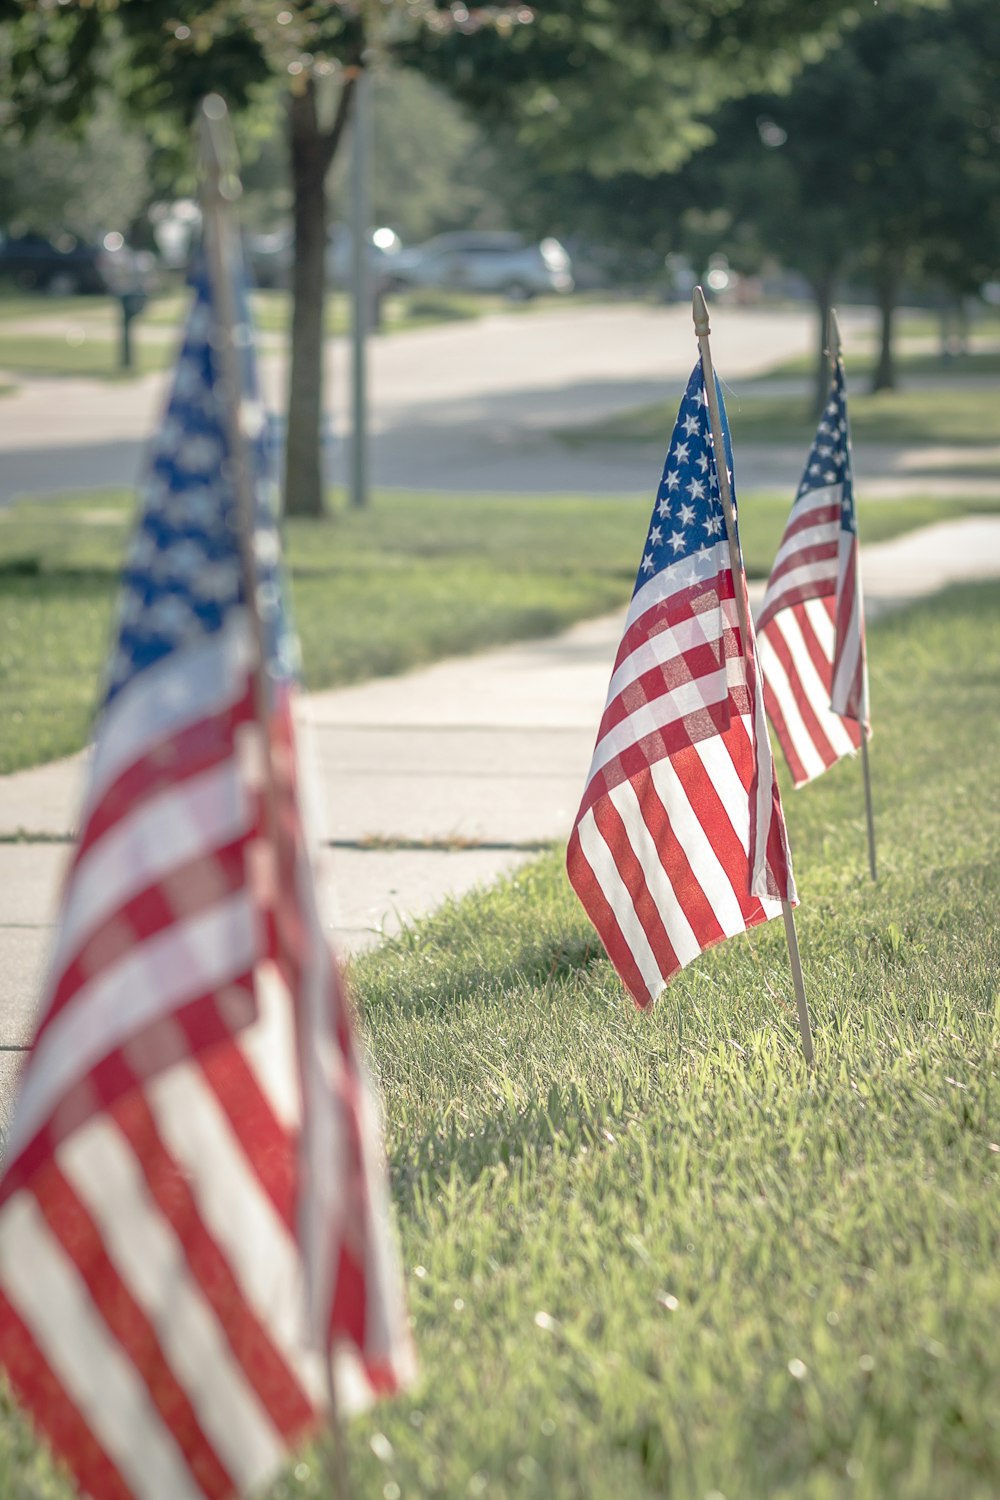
[388,232,574,299]
[0,230,153,296]
[246,225,403,292]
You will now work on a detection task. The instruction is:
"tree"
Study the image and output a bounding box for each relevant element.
[1,0,888,513]
[0,94,149,244]
[688,0,1000,401]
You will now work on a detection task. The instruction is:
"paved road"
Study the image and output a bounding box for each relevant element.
[0,301,841,503]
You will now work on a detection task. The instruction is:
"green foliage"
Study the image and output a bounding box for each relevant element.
[0,96,149,240]
[406,0,864,179]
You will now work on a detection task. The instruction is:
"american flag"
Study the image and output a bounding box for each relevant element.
[757,357,870,787]
[0,259,413,1500]
[567,360,796,1008]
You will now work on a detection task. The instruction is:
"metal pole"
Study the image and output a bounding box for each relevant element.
[692,286,815,1067]
[829,308,877,883]
[198,98,279,863]
[349,66,371,509]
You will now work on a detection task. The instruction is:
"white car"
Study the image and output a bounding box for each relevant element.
[246,225,402,292]
[388,232,574,300]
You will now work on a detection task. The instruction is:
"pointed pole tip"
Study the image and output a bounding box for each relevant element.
[692,285,710,336]
[199,95,241,204]
[201,93,229,122]
[828,307,843,358]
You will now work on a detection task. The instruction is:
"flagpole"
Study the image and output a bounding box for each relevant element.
[829,308,877,883]
[692,287,815,1066]
[198,96,279,850]
[199,96,353,1499]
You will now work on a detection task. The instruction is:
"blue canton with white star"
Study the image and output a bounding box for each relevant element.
[106,256,298,708]
[634,359,734,596]
[797,357,856,537]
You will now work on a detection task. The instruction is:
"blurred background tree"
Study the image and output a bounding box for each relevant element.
[0,0,884,515]
[2,0,995,504]
[0,94,149,244]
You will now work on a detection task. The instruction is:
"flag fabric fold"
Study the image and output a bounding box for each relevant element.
[757,357,871,787]
[567,359,796,1009]
[0,257,413,1500]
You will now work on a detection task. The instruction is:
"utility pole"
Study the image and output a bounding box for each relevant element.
[349,65,371,509]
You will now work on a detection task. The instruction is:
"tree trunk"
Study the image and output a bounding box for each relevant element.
[284,77,357,518]
[285,83,329,517]
[810,271,835,417]
[871,260,900,393]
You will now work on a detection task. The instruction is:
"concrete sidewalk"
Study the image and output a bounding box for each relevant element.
[2,515,1000,1121]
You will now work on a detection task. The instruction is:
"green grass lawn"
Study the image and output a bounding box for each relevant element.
[3,582,996,1499]
[0,286,577,383]
[339,583,1000,1500]
[2,489,998,776]
[0,332,171,380]
[565,382,1000,449]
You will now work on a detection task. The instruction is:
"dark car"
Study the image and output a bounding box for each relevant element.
[0,231,151,296]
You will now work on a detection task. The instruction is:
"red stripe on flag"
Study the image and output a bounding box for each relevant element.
[73,693,255,868]
[761,614,840,774]
[37,839,252,1049]
[566,827,653,1006]
[763,538,838,596]
[113,1086,317,1444]
[761,673,808,787]
[198,1046,296,1232]
[0,979,256,1211]
[0,1284,135,1500]
[633,765,726,955]
[596,637,732,743]
[610,583,723,677]
[576,694,737,826]
[592,790,680,990]
[677,726,773,925]
[833,538,864,719]
[32,1160,236,1500]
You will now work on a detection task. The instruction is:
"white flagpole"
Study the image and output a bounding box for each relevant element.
[199,95,353,1500]
[829,308,877,883]
[692,287,815,1067]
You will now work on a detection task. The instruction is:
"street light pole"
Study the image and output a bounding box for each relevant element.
[349,65,371,510]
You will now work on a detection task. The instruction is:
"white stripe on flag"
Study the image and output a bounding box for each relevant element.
[574,806,664,1000]
[608,778,701,968]
[625,539,731,632]
[8,893,258,1161]
[60,1119,287,1495]
[768,511,840,577]
[648,756,748,938]
[695,720,753,856]
[589,670,732,779]
[758,628,828,783]
[781,608,857,758]
[49,758,251,985]
[146,1063,327,1405]
[237,959,303,1133]
[764,556,841,604]
[604,598,735,709]
[84,615,254,817]
[803,594,835,656]
[0,1193,204,1500]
